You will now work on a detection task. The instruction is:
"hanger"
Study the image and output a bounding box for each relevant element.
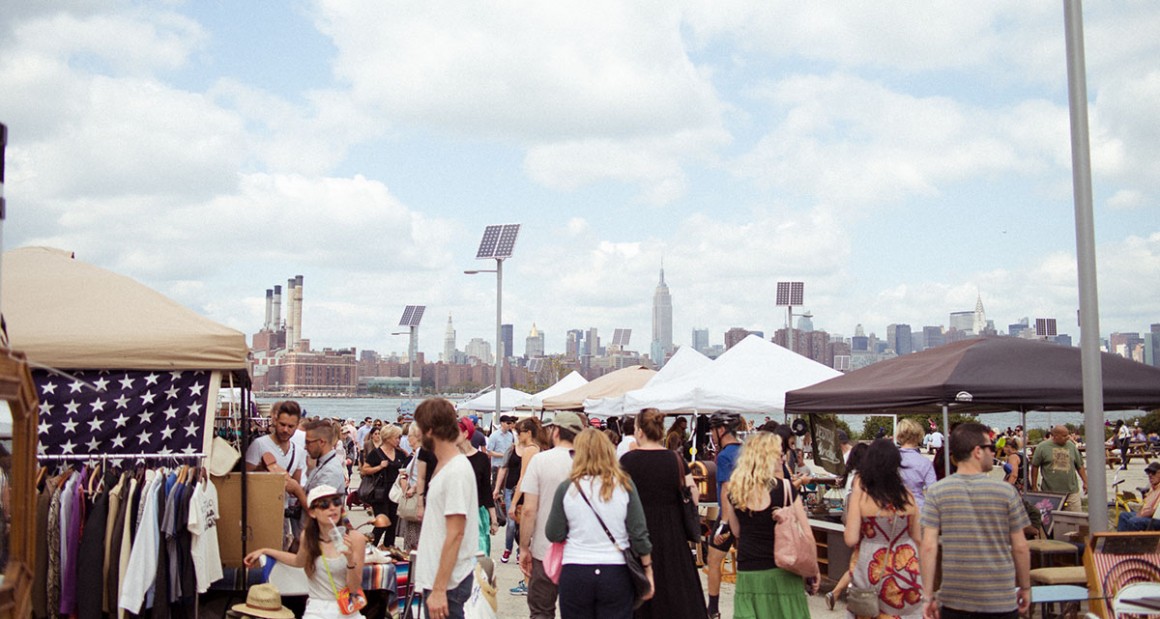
[36,466,48,490]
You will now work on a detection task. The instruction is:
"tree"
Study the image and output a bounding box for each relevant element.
[859,412,979,441]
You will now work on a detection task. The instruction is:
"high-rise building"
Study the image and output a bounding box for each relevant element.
[566,329,584,360]
[1144,324,1160,368]
[692,328,709,354]
[796,312,814,332]
[586,327,601,357]
[1110,332,1144,360]
[526,323,545,358]
[851,324,869,352]
[465,338,493,364]
[725,328,751,350]
[949,311,974,335]
[443,314,457,363]
[923,326,945,350]
[1009,317,1030,337]
[651,267,674,364]
[973,293,987,335]
[887,324,912,355]
[501,324,514,360]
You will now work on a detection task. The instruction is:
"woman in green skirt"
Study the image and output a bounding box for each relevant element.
[724,432,816,618]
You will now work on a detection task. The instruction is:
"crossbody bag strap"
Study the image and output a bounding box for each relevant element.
[573,481,620,549]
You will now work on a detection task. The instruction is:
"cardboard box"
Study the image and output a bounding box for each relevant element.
[213,472,287,567]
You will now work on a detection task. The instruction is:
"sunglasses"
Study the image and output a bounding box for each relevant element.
[311,497,343,510]
[979,444,997,452]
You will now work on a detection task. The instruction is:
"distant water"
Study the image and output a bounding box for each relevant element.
[258,397,1145,435]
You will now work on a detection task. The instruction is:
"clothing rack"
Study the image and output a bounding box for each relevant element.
[37,452,206,461]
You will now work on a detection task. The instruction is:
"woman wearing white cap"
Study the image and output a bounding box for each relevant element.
[244,485,367,618]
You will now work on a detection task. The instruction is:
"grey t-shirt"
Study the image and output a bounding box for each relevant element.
[305,450,347,496]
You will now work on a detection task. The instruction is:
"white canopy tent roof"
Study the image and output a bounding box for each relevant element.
[458,387,533,412]
[519,371,589,410]
[584,346,711,416]
[621,335,841,414]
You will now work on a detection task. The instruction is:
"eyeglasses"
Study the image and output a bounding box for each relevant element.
[311,497,343,510]
[305,437,324,445]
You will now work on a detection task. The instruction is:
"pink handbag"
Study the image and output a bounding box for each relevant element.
[545,541,565,584]
[772,480,819,578]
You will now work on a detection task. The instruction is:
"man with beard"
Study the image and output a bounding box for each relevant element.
[414,398,479,619]
[245,401,307,548]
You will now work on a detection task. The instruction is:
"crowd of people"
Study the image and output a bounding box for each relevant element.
[234,398,1153,619]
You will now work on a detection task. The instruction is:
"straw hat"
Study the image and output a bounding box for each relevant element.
[230,584,294,619]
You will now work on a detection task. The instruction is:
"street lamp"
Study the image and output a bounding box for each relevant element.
[776,281,805,352]
[465,224,521,423]
[394,305,426,399]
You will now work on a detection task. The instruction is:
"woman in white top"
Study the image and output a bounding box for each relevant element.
[244,485,367,619]
[546,428,654,619]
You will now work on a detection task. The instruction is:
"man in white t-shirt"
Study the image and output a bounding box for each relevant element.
[244,401,307,547]
[414,398,479,619]
[928,430,944,454]
[518,411,582,619]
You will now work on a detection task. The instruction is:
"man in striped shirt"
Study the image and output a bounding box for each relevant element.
[919,422,1031,619]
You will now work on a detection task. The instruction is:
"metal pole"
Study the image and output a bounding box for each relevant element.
[787,305,794,353]
[0,122,7,313]
[1063,0,1107,532]
[942,404,951,475]
[408,325,417,397]
[495,259,503,421]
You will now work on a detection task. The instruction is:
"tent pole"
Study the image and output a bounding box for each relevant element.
[1021,410,1029,490]
[942,405,950,475]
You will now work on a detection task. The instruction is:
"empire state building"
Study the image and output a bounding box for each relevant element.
[651,267,673,365]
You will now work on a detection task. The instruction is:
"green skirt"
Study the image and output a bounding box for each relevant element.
[733,568,810,619]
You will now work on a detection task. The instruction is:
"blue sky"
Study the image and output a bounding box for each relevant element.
[2,1,1158,358]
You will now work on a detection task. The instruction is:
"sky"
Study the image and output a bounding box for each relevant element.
[2,1,1159,359]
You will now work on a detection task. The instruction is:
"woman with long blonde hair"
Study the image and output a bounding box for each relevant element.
[725,432,813,619]
[545,428,654,619]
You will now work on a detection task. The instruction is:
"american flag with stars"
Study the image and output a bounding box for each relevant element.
[35,370,212,458]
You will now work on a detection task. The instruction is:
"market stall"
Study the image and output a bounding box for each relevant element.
[1,246,251,617]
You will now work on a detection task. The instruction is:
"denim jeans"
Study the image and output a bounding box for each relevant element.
[422,573,473,619]
[557,563,634,619]
[503,488,518,552]
[1118,511,1160,531]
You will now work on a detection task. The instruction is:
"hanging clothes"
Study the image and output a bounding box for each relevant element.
[32,484,51,619]
[121,469,163,614]
[103,471,128,615]
[76,481,110,619]
[47,472,67,616]
[187,472,223,593]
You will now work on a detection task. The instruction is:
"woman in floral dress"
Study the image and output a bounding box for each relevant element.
[843,439,923,619]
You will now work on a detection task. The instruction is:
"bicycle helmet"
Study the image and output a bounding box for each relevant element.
[707,410,742,432]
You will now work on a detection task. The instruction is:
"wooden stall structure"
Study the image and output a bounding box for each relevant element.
[0,352,41,618]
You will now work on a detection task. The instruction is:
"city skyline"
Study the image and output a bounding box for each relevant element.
[2,4,1158,359]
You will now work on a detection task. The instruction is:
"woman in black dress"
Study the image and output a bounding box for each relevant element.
[620,409,708,619]
[361,424,403,547]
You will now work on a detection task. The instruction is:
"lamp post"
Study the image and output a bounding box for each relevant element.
[776,282,805,353]
[466,224,521,424]
[395,305,426,400]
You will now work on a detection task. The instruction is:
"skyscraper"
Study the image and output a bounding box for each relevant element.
[973,293,987,335]
[566,329,584,360]
[443,313,456,363]
[887,324,913,355]
[501,323,513,361]
[651,266,674,364]
[692,328,709,354]
[526,323,545,358]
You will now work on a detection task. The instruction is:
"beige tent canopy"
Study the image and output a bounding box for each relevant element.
[541,365,656,411]
[1,246,249,371]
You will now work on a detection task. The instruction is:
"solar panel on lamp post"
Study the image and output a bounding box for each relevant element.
[776,281,805,354]
[395,305,426,398]
[466,224,521,423]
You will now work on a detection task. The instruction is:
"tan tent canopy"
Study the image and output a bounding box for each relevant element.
[1,247,249,371]
[541,365,656,411]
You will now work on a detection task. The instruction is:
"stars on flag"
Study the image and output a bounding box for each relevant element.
[34,370,211,457]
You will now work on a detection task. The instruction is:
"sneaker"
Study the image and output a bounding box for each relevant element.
[501,549,511,563]
[509,581,527,596]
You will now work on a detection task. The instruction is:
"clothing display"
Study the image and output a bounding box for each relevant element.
[32,463,221,619]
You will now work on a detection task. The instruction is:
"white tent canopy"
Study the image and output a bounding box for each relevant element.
[621,335,841,414]
[458,387,533,412]
[584,347,711,416]
[521,371,589,410]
